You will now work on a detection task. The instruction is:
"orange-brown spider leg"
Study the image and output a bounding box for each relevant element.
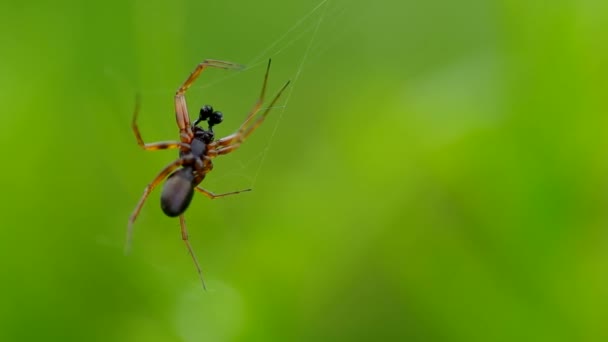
[195,186,252,199]
[175,59,244,146]
[179,215,207,290]
[209,59,288,151]
[209,79,291,157]
[132,94,191,151]
[238,58,273,130]
[125,156,191,254]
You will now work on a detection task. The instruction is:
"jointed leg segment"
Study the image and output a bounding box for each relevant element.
[176,59,244,96]
[125,156,192,254]
[180,215,206,290]
[175,59,244,145]
[132,94,190,151]
[208,60,291,157]
[195,187,252,199]
[237,59,272,130]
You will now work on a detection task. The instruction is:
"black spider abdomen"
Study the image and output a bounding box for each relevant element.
[161,169,195,217]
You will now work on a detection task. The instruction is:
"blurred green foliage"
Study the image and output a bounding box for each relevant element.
[1,0,607,341]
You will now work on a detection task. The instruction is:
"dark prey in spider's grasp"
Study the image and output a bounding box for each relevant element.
[126,59,290,289]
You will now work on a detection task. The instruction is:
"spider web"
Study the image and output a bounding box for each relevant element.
[246,0,330,189]
[176,0,342,192]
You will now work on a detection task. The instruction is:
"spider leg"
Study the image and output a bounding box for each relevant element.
[238,58,273,130]
[195,186,252,199]
[191,158,251,198]
[180,215,207,290]
[208,79,291,157]
[132,94,191,151]
[125,156,192,254]
[206,59,273,152]
[175,59,244,146]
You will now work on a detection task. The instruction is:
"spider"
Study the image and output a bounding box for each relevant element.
[126,59,290,289]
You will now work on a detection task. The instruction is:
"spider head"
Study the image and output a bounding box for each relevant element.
[194,105,223,131]
[193,127,215,144]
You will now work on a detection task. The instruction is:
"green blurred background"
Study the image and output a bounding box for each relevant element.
[1,0,607,341]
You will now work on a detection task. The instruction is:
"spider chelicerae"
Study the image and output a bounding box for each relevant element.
[126,59,290,289]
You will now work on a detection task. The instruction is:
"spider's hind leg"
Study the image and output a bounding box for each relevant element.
[179,215,206,290]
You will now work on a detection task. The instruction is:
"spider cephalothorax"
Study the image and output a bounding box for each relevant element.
[126,58,290,289]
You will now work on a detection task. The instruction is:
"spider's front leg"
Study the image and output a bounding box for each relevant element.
[208,78,291,157]
[174,60,244,147]
[132,94,191,151]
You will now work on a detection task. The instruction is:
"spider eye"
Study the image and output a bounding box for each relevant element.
[209,111,223,126]
[199,105,213,121]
